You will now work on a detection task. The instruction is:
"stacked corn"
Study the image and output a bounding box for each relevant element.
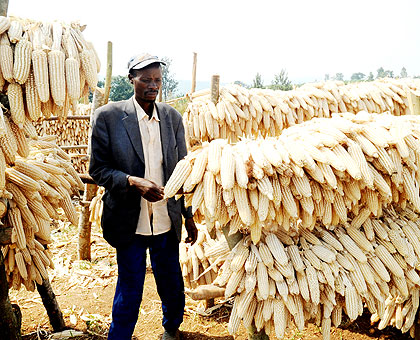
[0,15,99,122]
[179,224,230,289]
[213,206,420,339]
[183,79,420,147]
[166,112,420,245]
[0,109,83,290]
[34,103,91,173]
[0,15,98,292]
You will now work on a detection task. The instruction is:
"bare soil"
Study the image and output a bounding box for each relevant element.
[9,220,414,340]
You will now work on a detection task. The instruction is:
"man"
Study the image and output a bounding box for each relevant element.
[89,53,197,340]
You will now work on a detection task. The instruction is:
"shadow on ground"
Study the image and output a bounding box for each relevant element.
[339,311,413,340]
[181,332,233,340]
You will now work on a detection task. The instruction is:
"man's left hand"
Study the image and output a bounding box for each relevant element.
[184,217,197,244]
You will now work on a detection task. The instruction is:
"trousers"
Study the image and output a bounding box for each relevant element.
[107,229,185,340]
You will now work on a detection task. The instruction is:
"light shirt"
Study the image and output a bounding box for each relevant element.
[132,97,171,235]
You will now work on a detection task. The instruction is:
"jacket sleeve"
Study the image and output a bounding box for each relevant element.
[173,110,193,219]
[89,109,129,195]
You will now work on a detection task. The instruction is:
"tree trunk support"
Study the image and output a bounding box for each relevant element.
[0,0,8,17]
[221,225,268,339]
[247,324,269,340]
[78,183,97,260]
[36,278,66,332]
[103,41,113,105]
[0,252,22,340]
[191,52,197,93]
[210,75,220,104]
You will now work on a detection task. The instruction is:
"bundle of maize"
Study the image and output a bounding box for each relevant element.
[166,111,420,244]
[0,138,83,291]
[34,103,91,172]
[179,224,230,289]
[183,79,420,147]
[89,186,104,227]
[213,206,420,339]
[0,15,99,122]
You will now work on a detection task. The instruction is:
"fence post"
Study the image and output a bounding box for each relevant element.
[78,41,112,260]
[191,52,197,93]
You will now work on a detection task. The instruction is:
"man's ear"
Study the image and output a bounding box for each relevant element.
[128,74,133,83]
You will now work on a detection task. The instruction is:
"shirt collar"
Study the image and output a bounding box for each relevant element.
[132,96,160,122]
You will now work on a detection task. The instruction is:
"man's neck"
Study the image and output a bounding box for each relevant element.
[135,97,155,117]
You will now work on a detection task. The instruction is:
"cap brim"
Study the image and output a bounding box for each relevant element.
[131,59,166,70]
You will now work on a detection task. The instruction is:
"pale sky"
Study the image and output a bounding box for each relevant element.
[8,0,420,86]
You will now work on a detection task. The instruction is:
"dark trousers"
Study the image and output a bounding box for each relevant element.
[108,230,185,340]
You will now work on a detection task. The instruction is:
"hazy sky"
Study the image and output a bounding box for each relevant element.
[8,0,420,85]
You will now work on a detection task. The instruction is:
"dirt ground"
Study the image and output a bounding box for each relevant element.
[8,219,415,340]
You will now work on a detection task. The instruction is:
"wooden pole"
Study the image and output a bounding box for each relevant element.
[158,87,163,102]
[36,279,66,332]
[191,52,197,93]
[210,75,220,104]
[44,115,91,121]
[78,183,97,260]
[0,252,21,340]
[103,41,112,105]
[0,0,8,16]
[211,72,266,339]
[78,42,111,261]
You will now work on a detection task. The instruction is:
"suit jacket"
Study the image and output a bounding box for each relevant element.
[89,98,192,248]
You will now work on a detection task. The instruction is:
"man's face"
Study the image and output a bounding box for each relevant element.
[130,65,162,103]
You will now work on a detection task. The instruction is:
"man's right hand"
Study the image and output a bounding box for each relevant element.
[127,176,164,202]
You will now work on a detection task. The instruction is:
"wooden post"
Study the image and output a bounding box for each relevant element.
[36,279,66,332]
[191,52,197,93]
[415,309,420,340]
[212,70,266,338]
[0,0,8,17]
[103,41,112,105]
[0,252,22,340]
[78,183,97,260]
[248,325,269,340]
[210,75,220,104]
[78,41,112,260]
[158,87,163,103]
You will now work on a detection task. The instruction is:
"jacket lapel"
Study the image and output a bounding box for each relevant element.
[122,98,145,164]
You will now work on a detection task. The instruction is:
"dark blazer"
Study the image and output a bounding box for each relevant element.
[89,98,191,248]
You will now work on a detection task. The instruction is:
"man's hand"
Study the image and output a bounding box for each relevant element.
[128,176,164,202]
[184,217,197,244]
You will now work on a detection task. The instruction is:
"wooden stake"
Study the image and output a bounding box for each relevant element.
[103,41,113,105]
[191,52,197,93]
[78,183,97,260]
[36,279,66,332]
[0,0,8,17]
[0,253,21,340]
[210,75,220,104]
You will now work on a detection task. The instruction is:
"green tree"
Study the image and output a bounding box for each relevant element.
[324,74,330,81]
[252,73,264,88]
[270,69,292,91]
[234,80,250,88]
[89,76,133,102]
[109,76,134,101]
[400,67,408,78]
[367,72,374,81]
[376,67,386,78]
[350,72,366,82]
[161,57,178,101]
[334,73,344,81]
[385,70,394,78]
